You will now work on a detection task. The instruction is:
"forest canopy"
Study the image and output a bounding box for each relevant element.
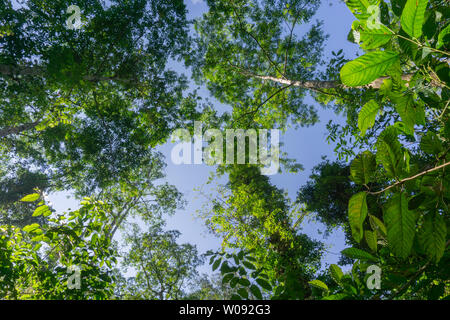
[0,0,448,301]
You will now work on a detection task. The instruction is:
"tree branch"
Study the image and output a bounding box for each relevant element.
[0,121,41,138]
[369,161,450,195]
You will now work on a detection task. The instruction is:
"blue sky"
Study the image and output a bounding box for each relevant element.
[49,0,360,275]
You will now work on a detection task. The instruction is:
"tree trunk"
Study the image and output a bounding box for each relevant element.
[250,73,415,89]
[0,121,41,138]
[0,64,153,83]
[0,64,43,77]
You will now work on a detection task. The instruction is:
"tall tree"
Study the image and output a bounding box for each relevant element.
[201,165,324,299]
[0,0,201,198]
[187,0,326,128]
[119,223,202,300]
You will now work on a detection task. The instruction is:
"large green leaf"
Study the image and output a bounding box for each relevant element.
[308,280,329,292]
[329,264,344,285]
[420,131,443,155]
[20,193,40,202]
[384,192,417,259]
[419,213,447,263]
[437,24,450,49]
[358,100,380,136]
[369,214,387,237]
[401,0,429,38]
[358,24,393,49]
[340,51,399,87]
[322,293,349,300]
[32,205,51,217]
[389,92,425,134]
[341,247,378,261]
[376,126,403,178]
[22,223,41,233]
[348,192,368,242]
[350,151,376,185]
[365,230,378,252]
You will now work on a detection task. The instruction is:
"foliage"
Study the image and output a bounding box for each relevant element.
[195,0,449,300]
[200,165,324,299]
[0,194,116,299]
[1,0,449,301]
[0,0,201,197]
[117,223,202,300]
[187,0,325,129]
[309,0,450,300]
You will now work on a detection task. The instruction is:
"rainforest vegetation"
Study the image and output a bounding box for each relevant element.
[0,0,449,300]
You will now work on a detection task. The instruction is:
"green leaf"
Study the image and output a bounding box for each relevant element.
[365,230,378,252]
[220,261,233,274]
[22,223,41,233]
[256,278,272,291]
[376,126,403,178]
[308,280,329,292]
[437,24,450,49]
[351,151,377,185]
[230,277,239,288]
[250,285,263,299]
[20,193,40,202]
[230,294,242,300]
[358,24,393,49]
[398,29,419,59]
[237,288,249,299]
[369,214,387,237]
[212,258,221,271]
[389,93,425,134]
[33,205,51,217]
[401,0,429,38]
[322,293,348,300]
[418,213,446,263]
[329,264,344,284]
[384,192,417,259]
[242,261,256,270]
[245,255,257,262]
[391,0,407,16]
[420,132,443,155]
[345,0,381,20]
[31,234,47,242]
[341,247,378,261]
[358,100,380,136]
[222,273,234,284]
[408,192,427,210]
[238,278,251,287]
[340,51,399,87]
[348,192,368,243]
